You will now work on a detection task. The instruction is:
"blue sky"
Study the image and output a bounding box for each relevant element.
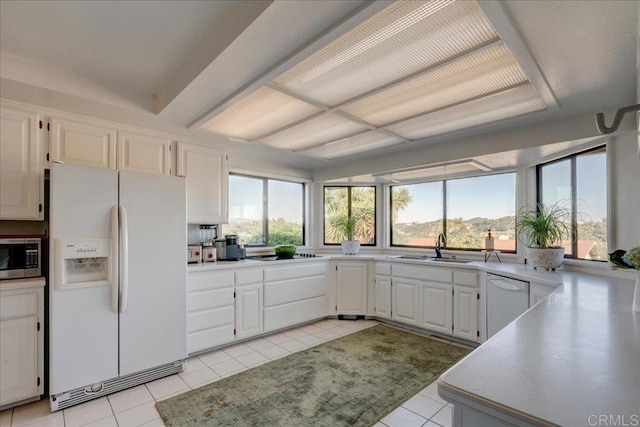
[394,173,516,223]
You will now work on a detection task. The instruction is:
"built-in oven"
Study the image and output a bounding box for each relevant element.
[0,238,42,279]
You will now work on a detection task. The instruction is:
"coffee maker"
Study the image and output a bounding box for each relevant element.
[223,234,246,261]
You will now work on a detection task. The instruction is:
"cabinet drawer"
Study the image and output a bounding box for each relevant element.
[454,271,478,287]
[0,293,38,319]
[264,263,326,282]
[188,305,234,333]
[188,288,234,313]
[392,265,452,283]
[236,269,263,286]
[264,276,326,307]
[264,296,326,332]
[375,263,391,275]
[188,325,235,354]
[188,270,234,291]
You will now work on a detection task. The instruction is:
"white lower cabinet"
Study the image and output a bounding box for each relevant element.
[235,284,264,340]
[374,275,392,319]
[392,278,420,326]
[420,282,453,334]
[336,262,368,315]
[187,270,235,354]
[453,285,478,341]
[264,263,327,332]
[0,279,45,409]
[453,271,479,342]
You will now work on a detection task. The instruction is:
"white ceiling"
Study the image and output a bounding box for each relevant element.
[0,0,637,174]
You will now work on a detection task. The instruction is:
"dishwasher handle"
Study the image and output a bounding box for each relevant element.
[488,277,528,292]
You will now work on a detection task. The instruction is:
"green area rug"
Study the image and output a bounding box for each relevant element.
[156,324,471,427]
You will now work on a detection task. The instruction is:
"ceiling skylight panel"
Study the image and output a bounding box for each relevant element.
[273,0,498,107]
[199,87,321,140]
[258,113,369,151]
[340,44,527,126]
[298,131,404,159]
[385,84,546,139]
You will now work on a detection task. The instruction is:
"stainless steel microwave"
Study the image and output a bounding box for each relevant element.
[0,238,41,279]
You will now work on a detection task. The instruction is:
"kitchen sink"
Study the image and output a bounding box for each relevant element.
[397,255,431,260]
[396,255,472,264]
[428,257,472,264]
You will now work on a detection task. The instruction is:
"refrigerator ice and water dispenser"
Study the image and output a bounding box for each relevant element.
[54,238,111,290]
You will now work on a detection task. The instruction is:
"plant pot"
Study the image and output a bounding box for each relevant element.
[341,240,361,255]
[527,247,565,271]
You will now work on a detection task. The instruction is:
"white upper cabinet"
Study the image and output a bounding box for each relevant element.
[117,131,172,175]
[50,117,116,169]
[0,106,43,220]
[176,141,228,224]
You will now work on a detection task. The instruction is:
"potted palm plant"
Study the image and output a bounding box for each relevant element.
[516,202,571,271]
[334,215,361,255]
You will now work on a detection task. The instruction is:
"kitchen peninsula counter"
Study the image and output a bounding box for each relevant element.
[437,270,639,427]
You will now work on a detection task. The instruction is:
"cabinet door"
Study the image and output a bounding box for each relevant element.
[420,282,453,334]
[375,276,392,319]
[176,142,228,224]
[235,284,264,340]
[117,131,172,175]
[336,262,368,315]
[0,107,43,220]
[392,278,420,325]
[50,118,117,169]
[453,285,478,342]
[0,316,38,406]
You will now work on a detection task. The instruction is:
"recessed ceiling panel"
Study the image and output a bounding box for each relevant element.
[199,87,321,140]
[298,131,404,159]
[386,84,546,140]
[259,113,369,151]
[273,0,498,107]
[340,44,528,126]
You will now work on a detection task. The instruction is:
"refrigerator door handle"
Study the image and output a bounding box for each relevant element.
[110,205,119,313]
[120,205,129,313]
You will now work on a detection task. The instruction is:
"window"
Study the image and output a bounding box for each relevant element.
[222,174,305,246]
[390,182,443,247]
[391,173,516,251]
[324,186,376,245]
[538,146,607,261]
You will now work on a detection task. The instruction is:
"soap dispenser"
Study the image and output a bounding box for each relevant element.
[485,229,494,252]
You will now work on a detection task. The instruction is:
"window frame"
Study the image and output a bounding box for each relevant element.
[323,185,377,246]
[536,145,607,262]
[389,172,517,253]
[225,173,306,247]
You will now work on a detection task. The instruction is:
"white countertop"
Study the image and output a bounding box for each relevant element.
[437,270,639,426]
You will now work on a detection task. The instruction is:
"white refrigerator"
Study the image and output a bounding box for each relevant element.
[49,163,187,410]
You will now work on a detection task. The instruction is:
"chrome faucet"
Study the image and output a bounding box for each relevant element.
[435,233,446,258]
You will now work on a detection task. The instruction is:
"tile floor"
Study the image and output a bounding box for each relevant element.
[0,319,453,427]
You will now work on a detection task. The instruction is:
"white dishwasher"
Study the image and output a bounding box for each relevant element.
[486,273,529,338]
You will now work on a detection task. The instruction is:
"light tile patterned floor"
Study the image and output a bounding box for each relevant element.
[0,319,453,427]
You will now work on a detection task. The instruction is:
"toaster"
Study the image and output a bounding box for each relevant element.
[187,245,202,263]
